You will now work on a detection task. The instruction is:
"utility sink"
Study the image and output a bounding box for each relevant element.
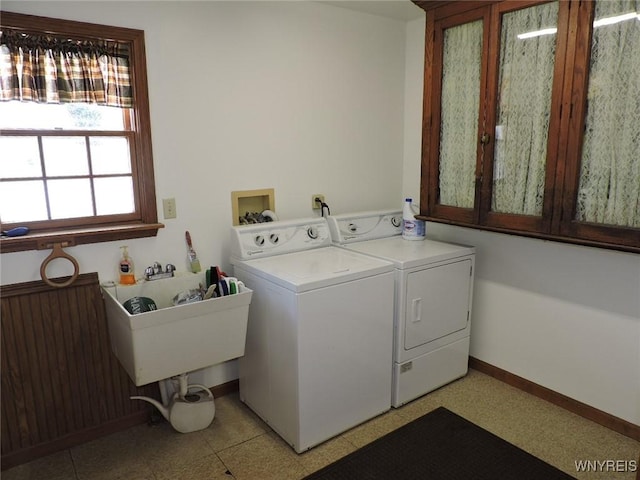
[102,273,252,386]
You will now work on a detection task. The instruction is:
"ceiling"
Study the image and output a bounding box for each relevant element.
[319,1,425,22]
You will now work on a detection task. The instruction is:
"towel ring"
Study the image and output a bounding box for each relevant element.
[40,242,80,288]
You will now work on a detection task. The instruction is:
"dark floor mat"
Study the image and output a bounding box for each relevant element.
[303,406,575,480]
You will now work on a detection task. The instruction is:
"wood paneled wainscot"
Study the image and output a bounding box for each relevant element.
[1,272,158,470]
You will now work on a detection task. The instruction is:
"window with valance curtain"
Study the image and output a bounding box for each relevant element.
[0,28,132,107]
[0,12,161,253]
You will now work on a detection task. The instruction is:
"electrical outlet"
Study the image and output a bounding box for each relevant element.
[312,194,325,209]
[163,198,177,219]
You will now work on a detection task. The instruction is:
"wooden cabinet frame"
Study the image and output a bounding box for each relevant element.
[415,0,640,253]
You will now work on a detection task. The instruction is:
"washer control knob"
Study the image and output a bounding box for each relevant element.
[307,226,318,239]
[254,235,265,246]
[348,223,357,233]
[269,233,279,244]
[391,216,402,228]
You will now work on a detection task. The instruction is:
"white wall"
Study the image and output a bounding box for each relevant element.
[1,1,408,283]
[402,16,424,203]
[403,16,640,426]
[1,1,408,385]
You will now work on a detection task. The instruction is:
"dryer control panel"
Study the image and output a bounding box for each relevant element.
[230,217,331,259]
[328,210,403,244]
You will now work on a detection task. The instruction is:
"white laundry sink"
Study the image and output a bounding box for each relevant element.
[102,273,252,386]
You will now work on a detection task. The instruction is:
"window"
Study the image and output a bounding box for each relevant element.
[415,0,639,253]
[0,12,162,253]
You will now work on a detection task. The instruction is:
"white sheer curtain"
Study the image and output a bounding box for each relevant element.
[492,1,558,216]
[439,20,483,209]
[576,0,640,228]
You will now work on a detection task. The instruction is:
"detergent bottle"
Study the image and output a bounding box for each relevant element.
[402,198,425,241]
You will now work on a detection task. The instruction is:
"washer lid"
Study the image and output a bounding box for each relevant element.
[233,246,393,292]
[343,237,475,269]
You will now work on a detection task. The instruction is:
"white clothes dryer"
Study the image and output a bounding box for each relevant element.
[328,211,475,407]
[230,217,394,452]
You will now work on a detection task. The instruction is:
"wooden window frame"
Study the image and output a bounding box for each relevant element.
[415,0,640,254]
[0,12,163,254]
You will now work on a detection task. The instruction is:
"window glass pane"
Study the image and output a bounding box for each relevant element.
[95,177,135,215]
[0,136,42,178]
[439,20,483,209]
[492,1,558,216]
[576,0,640,228]
[0,180,48,222]
[42,137,89,176]
[48,179,93,219]
[90,137,132,175]
[0,102,125,130]
[65,104,126,130]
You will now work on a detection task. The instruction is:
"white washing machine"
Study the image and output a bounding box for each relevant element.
[230,217,394,452]
[328,210,475,407]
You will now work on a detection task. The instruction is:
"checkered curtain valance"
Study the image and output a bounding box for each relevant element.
[0,28,132,107]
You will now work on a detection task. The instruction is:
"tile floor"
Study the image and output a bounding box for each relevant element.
[4,369,639,480]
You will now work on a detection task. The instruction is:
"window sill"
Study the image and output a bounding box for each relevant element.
[0,223,165,253]
[417,216,640,255]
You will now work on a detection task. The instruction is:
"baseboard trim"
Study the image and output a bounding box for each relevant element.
[211,379,239,398]
[469,357,640,441]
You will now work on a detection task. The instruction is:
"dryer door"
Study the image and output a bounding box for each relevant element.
[404,259,472,350]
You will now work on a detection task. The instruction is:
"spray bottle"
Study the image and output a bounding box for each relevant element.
[119,246,136,285]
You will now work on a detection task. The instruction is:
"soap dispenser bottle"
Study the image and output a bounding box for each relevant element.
[119,246,136,285]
